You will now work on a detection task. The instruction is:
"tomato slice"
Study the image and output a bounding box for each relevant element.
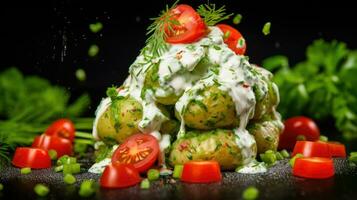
[293,157,334,179]
[165,4,206,44]
[12,147,51,169]
[100,163,141,188]
[279,116,320,150]
[292,141,331,158]
[32,134,73,157]
[112,133,159,173]
[181,161,222,183]
[45,119,76,141]
[216,24,246,55]
[326,142,346,158]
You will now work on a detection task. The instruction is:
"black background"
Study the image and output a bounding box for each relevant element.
[1,0,356,109]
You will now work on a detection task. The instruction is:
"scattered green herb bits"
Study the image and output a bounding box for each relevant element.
[75,69,86,82]
[280,149,290,158]
[79,179,96,197]
[173,165,184,179]
[63,163,81,175]
[48,149,57,160]
[289,153,304,167]
[88,44,99,57]
[319,135,328,142]
[89,22,103,33]
[147,169,160,181]
[34,184,49,197]
[54,165,64,173]
[140,179,150,189]
[262,22,271,35]
[20,167,32,175]
[233,14,242,24]
[64,174,76,185]
[57,155,76,166]
[260,150,277,165]
[296,135,306,141]
[349,152,357,164]
[242,186,259,200]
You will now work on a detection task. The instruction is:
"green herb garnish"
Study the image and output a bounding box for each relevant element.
[233,14,242,24]
[34,184,49,197]
[20,167,32,175]
[197,3,233,26]
[88,44,99,57]
[79,179,96,197]
[140,179,150,189]
[64,174,76,185]
[147,169,160,181]
[262,22,271,35]
[242,186,259,200]
[89,22,103,33]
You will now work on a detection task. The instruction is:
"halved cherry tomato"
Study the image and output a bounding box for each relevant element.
[326,142,346,158]
[181,161,222,183]
[12,147,51,169]
[100,163,141,188]
[165,4,206,44]
[293,157,334,179]
[45,119,76,141]
[112,133,159,173]
[32,134,73,157]
[279,116,320,150]
[217,24,246,55]
[292,141,331,158]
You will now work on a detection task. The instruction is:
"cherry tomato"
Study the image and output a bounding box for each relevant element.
[165,4,206,44]
[326,142,346,158]
[293,157,334,179]
[112,133,159,173]
[279,116,320,150]
[45,119,76,141]
[100,163,141,188]
[292,141,331,158]
[12,147,51,169]
[181,161,222,183]
[32,134,73,157]
[217,24,246,55]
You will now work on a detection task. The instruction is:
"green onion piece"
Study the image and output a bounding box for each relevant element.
[79,180,96,197]
[88,44,99,57]
[21,167,32,175]
[319,135,328,142]
[74,142,88,154]
[224,31,231,40]
[260,150,277,165]
[48,150,57,160]
[173,165,184,179]
[289,153,304,167]
[233,14,242,24]
[34,184,49,197]
[296,135,306,141]
[242,186,259,200]
[147,169,160,181]
[350,152,357,157]
[57,156,76,166]
[89,22,103,33]
[140,179,150,189]
[275,152,283,160]
[0,183,3,191]
[262,22,271,36]
[63,163,81,175]
[54,165,63,173]
[64,174,76,185]
[280,149,290,158]
[349,152,357,164]
[75,69,86,82]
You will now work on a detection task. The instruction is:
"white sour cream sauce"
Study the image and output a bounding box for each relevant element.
[91,26,275,174]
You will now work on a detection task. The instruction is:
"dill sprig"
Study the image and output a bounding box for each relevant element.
[144,0,180,57]
[197,4,233,26]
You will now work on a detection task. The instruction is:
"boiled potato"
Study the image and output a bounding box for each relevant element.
[97,97,143,144]
[169,129,257,170]
[247,117,283,153]
[179,85,239,130]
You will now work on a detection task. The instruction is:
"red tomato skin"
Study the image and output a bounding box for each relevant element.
[216,24,246,55]
[45,119,75,141]
[12,147,51,169]
[326,142,346,158]
[181,161,222,183]
[279,116,320,150]
[165,4,206,44]
[32,134,73,157]
[112,134,159,173]
[293,157,334,179]
[292,141,331,158]
[100,163,141,188]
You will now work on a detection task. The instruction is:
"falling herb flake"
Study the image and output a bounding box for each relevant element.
[262,22,271,36]
[88,44,99,57]
[89,22,103,33]
[76,69,86,81]
[233,14,242,24]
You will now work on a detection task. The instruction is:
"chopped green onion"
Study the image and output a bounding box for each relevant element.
[34,184,49,197]
[233,14,242,24]
[350,152,357,157]
[349,152,357,164]
[88,44,99,57]
[280,149,290,158]
[79,180,96,197]
[75,69,86,82]
[54,165,63,173]
[64,174,76,185]
[275,152,283,160]
[224,31,231,40]
[289,153,304,167]
[57,155,76,166]
[48,149,57,160]
[140,179,150,189]
[262,22,271,36]
[0,183,3,191]
[242,186,259,200]
[260,150,277,165]
[173,165,184,179]
[20,167,32,175]
[147,169,160,181]
[296,135,306,141]
[89,22,103,33]
[319,135,328,142]
[63,163,81,175]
